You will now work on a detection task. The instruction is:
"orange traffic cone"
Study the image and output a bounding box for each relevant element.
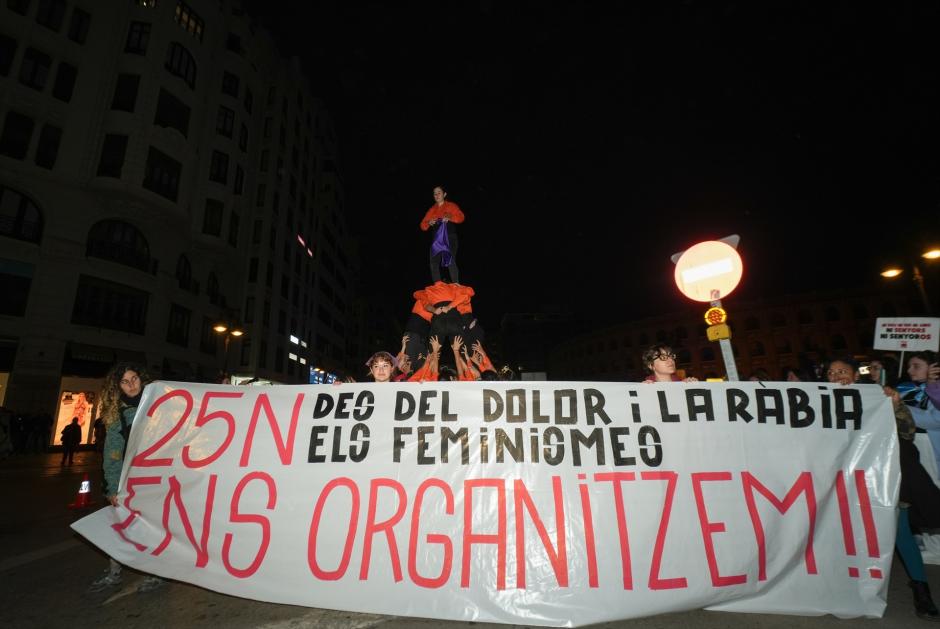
[68,473,95,510]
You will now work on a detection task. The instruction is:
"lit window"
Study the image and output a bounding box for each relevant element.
[174,1,204,41]
[288,353,297,362]
[290,335,299,344]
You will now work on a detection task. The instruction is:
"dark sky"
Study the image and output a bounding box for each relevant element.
[245,0,940,331]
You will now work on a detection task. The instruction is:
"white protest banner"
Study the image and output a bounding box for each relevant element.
[873,317,940,351]
[73,381,898,626]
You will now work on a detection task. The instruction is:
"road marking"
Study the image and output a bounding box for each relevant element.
[0,539,80,572]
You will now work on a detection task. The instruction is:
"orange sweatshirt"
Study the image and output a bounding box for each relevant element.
[413,281,475,315]
[420,201,464,231]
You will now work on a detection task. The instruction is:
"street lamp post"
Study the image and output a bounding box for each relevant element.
[213,322,244,380]
[881,248,940,315]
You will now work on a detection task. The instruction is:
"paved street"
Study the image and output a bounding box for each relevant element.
[0,450,936,629]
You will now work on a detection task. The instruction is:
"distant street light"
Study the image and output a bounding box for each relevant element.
[880,248,939,314]
[214,320,245,379]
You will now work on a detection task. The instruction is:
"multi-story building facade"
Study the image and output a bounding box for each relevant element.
[549,287,921,381]
[0,0,355,442]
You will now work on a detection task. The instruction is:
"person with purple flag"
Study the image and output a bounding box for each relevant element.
[420,186,464,283]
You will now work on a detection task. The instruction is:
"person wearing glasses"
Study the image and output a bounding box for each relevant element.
[88,363,164,594]
[420,186,464,284]
[827,357,940,620]
[640,343,698,383]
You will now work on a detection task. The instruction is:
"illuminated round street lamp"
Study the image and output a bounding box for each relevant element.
[880,248,939,314]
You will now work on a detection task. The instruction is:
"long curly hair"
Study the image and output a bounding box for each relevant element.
[98,363,152,428]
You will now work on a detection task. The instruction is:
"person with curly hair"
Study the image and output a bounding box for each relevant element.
[88,363,164,594]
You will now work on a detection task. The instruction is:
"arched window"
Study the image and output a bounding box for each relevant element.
[207,272,220,305]
[750,340,766,356]
[771,312,787,327]
[165,42,197,88]
[798,310,814,325]
[86,219,151,272]
[176,254,192,290]
[0,185,43,243]
[852,303,868,320]
[701,347,715,362]
[744,316,760,331]
[678,349,691,364]
[825,306,841,322]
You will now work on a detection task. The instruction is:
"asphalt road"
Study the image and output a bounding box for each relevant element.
[0,451,935,629]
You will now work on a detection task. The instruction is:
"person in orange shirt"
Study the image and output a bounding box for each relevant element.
[420,186,464,283]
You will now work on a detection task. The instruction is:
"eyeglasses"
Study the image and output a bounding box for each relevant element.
[654,352,677,361]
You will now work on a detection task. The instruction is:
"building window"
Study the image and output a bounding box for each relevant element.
[221,70,239,97]
[96,134,127,178]
[68,7,91,44]
[744,316,760,331]
[19,47,51,90]
[153,88,190,137]
[771,312,787,328]
[175,254,192,290]
[247,257,258,282]
[701,347,715,362]
[240,340,251,366]
[234,165,244,194]
[51,61,77,102]
[255,184,266,206]
[258,340,267,368]
[174,1,204,41]
[853,303,868,320]
[143,146,182,202]
[111,73,140,112]
[750,340,766,357]
[0,111,34,160]
[207,272,220,306]
[824,306,841,322]
[71,274,149,334]
[244,88,253,114]
[125,21,150,54]
[0,33,18,77]
[238,123,248,152]
[200,316,217,354]
[86,219,151,273]
[34,124,61,169]
[226,32,243,55]
[259,149,269,172]
[209,150,229,184]
[0,258,33,316]
[216,106,234,137]
[166,303,191,346]
[0,185,44,244]
[36,0,66,32]
[165,41,196,89]
[228,211,239,246]
[202,199,223,236]
[798,310,813,325]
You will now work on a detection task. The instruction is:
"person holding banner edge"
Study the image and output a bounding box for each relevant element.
[827,357,940,621]
[88,363,164,594]
[640,343,698,383]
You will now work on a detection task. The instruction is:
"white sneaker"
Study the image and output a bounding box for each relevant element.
[88,570,122,592]
[137,576,164,593]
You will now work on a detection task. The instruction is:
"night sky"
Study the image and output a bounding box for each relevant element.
[245,0,940,332]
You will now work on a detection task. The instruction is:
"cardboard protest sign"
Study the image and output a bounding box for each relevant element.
[73,381,898,626]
